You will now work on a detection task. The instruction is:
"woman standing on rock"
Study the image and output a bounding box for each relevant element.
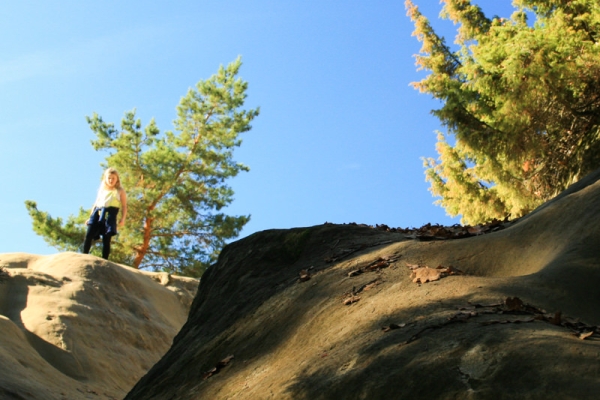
[83,167,127,260]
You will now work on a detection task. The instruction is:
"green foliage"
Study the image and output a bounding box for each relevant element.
[25,201,89,252]
[26,58,259,277]
[407,0,600,224]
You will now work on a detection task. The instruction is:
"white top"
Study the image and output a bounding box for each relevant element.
[94,187,121,208]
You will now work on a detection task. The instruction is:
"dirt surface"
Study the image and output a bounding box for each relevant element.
[126,169,600,399]
[0,253,198,400]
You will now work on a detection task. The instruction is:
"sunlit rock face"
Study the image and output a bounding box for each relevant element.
[126,170,600,399]
[0,253,198,400]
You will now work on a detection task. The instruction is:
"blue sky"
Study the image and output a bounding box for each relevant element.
[1,1,520,256]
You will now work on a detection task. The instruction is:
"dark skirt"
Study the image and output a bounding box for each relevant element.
[88,206,120,240]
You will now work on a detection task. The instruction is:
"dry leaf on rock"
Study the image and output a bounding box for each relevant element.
[548,311,562,325]
[579,331,594,340]
[298,269,311,282]
[218,355,235,366]
[407,264,463,284]
[441,265,464,276]
[362,282,378,291]
[202,355,235,380]
[411,266,443,283]
[467,226,483,235]
[347,256,398,277]
[382,323,406,332]
[372,218,510,240]
[343,296,360,305]
[505,297,524,311]
[367,258,390,271]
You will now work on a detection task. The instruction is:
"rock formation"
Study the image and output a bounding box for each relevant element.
[0,253,198,400]
[126,169,600,399]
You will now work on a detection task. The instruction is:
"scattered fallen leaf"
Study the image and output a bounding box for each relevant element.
[217,355,234,366]
[203,368,217,380]
[407,264,463,284]
[343,296,360,305]
[443,266,464,276]
[345,256,400,277]
[505,297,524,311]
[392,298,596,347]
[298,269,311,282]
[382,323,406,332]
[396,219,510,240]
[203,355,235,380]
[365,218,512,241]
[411,266,443,283]
[368,258,389,270]
[467,226,483,235]
[548,311,562,325]
[579,331,594,340]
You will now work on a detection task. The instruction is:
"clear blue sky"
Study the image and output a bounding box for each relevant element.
[1,1,519,256]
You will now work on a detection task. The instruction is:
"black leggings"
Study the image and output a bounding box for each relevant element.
[83,233,112,259]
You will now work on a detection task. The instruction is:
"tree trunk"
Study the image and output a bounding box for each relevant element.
[133,216,154,269]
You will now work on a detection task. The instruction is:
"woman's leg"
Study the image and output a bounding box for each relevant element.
[102,235,112,260]
[101,207,119,260]
[83,227,94,254]
[83,210,100,254]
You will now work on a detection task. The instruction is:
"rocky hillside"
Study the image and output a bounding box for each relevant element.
[0,253,198,400]
[126,169,600,399]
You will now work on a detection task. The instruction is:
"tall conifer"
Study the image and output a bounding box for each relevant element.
[26,58,259,276]
[407,0,600,223]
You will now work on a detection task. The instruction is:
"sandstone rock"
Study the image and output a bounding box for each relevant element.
[126,169,600,399]
[0,253,198,399]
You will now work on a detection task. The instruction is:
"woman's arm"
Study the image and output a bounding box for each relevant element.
[119,189,128,227]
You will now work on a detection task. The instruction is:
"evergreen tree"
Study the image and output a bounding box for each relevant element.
[26,58,259,276]
[406,0,600,224]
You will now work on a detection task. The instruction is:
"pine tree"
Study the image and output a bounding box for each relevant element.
[26,58,259,276]
[407,0,600,224]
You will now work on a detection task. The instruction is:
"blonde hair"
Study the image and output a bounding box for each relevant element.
[101,167,123,191]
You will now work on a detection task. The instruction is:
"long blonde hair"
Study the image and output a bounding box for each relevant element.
[100,167,123,191]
